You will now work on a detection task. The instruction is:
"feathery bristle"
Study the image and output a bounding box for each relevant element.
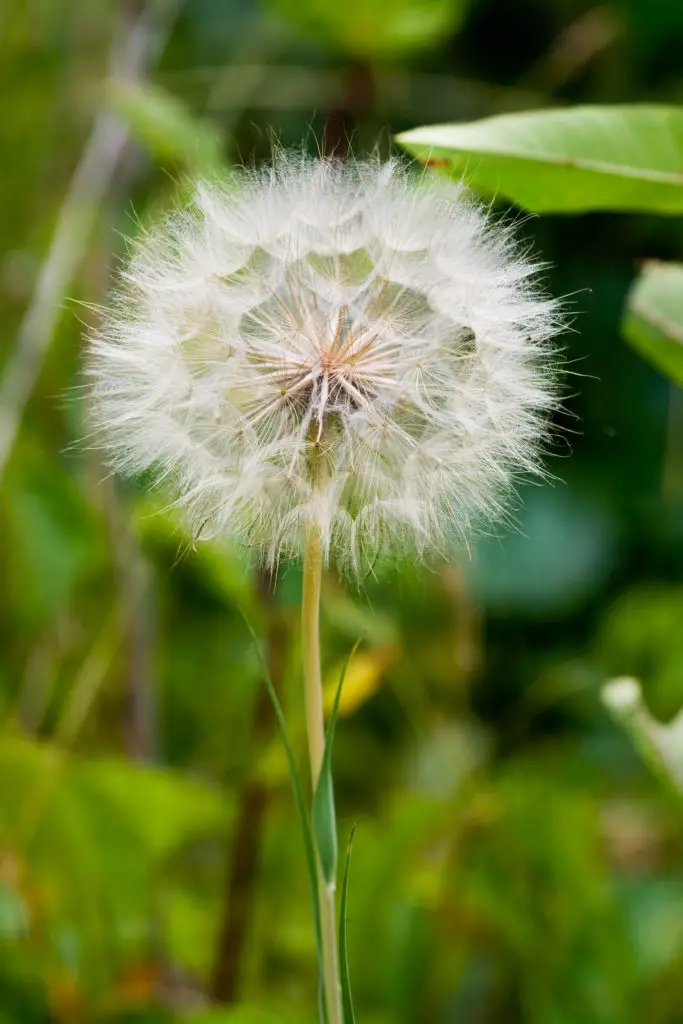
[87,156,563,574]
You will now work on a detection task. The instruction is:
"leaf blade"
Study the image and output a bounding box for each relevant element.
[108,80,224,175]
[397,105,683,213]
[622,260,683,385]
[339,824,358,1024]
[239,612,326,1022]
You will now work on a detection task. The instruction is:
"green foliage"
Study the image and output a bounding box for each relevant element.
[2,448,106,630]
[622,262,683,385]
[597,585,683,722]
[187,1009,311,1023]
[603,677,683,797]
[466,486,618,617]
[452,768,636,1024]
[267,0,467,60]
[0,735,226,1002]
[109,82,225,176]
[4,0,683,1021]
[397,105,683,214]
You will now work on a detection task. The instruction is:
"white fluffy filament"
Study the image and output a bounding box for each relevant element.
[88,156,562,574]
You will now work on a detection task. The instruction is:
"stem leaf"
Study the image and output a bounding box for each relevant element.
[339,824,358,1024]
[312,644,358,885]
[239,610,327,1022]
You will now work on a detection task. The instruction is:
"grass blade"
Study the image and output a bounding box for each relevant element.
[239,610,326,1022]
[312,643,359,885]
[339,824,358,1023]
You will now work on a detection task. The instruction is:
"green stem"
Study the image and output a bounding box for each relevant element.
[302,527,343,1024]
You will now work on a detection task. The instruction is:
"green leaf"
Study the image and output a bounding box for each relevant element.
[108,80,224,175]
[239,612,325,1021]
[72,758,226,859]
[339,825,357,1024]
[597,583,683,721]
[186,1009,311,1024]
[622,261,683,385]
[312,644,358,886]
[0,736,226,997]
[3,449,105,627]
[268,0,466,60]
[396,105,683,213]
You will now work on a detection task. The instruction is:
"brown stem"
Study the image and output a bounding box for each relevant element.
[211,568,287,1003]
[104,478,157,761]
[323,59,375,157]
[211,768,269,1002]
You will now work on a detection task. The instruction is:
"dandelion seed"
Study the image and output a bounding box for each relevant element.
[87,156,563,574]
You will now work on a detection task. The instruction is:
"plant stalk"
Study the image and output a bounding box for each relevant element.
[302,526,343,1024]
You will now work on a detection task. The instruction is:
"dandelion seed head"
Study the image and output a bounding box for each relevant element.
[88,156,563,574]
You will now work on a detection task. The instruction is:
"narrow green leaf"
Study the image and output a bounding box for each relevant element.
[108,80,224,175]
[239,612,326,1022]
[312,644,359,885]
[396,105,683,214]
[339,824,358,1024]
[622,260,683,385]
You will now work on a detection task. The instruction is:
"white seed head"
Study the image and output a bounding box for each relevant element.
[87,156,562,574]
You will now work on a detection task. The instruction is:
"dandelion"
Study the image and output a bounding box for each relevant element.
[86,154,563,1024]
[87,156,561,577]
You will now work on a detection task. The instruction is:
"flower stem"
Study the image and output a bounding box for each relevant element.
[302,527,343,1024]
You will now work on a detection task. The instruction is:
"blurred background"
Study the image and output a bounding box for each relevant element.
[2,0,683,1021]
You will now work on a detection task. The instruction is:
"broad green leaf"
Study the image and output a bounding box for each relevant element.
[312,645,358,886]
[622,261,683,385]
[396,105,683,213]
[109,81,224,175]
[339,825,357,1024]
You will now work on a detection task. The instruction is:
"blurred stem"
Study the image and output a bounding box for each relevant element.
[0,611,117,873]
[302,529,342,1024]
[323,59,374,156]
[662,383,683,499]
[0,0,179,476]
[211,568,285,1004]
[105,478,157,761]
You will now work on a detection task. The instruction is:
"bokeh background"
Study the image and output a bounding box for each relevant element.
[2,0,683,1021]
